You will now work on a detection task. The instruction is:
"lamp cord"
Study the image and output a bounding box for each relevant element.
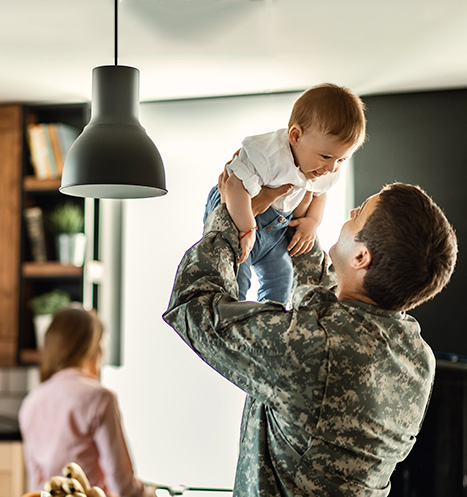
[114,0,118,65]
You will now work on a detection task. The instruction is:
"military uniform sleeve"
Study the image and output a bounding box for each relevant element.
[290,230,337,290]
[163,204,333,403]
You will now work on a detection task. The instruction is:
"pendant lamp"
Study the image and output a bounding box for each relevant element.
[60,0,167,199]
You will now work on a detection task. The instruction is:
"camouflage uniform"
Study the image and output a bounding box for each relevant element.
[163,204,435,497]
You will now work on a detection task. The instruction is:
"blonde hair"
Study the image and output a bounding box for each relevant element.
[288,83,367,147]
[40,305,104,382]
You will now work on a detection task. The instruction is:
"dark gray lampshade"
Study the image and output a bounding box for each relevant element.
[60,65,167,199]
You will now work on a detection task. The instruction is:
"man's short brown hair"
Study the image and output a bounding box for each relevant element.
[288,83,367,148]
[356,183,457,311]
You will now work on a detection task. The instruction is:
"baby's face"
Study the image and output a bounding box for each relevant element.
[289,126,357,181]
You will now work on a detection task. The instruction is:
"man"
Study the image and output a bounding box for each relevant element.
[163,182,457,496]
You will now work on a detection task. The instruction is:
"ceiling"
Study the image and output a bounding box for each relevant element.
[1,0,467,105]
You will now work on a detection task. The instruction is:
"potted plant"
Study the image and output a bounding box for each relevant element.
[48,203,86,266]
[30,290,71,349]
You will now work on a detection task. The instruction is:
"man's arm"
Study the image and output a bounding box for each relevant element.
[164,204,292,402]
[289,235,337,309]
[163,205,335,402]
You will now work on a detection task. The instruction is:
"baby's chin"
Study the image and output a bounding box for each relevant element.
[305,170,324,181]
[298,165,321,181]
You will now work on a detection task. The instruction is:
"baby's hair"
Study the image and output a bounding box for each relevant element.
[288,83,366,147]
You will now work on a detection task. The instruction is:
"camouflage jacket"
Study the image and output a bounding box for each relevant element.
[163,205,435,497]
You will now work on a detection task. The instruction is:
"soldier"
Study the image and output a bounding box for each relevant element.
[163,181,457,497]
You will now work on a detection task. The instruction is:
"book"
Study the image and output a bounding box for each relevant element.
[48,123,79,176]
[24,207,47,262]
[27,123,79,179]
[47,124,63,176]
[40,123,58,177]
[27,124,50,179]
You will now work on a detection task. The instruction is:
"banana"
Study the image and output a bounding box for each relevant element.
[62,462,91,493]
[44,475,68,493]
[87,486,107,497]
[62,477,85,494]
[46,490,66,497]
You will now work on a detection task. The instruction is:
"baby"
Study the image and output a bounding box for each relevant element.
[204,83,366,305]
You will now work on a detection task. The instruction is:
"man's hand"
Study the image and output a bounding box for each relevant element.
[251,183,294,216]
[287,217,318,257]
[218,166,293,216]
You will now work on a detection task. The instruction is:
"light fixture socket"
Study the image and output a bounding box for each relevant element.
[60,65,167,199]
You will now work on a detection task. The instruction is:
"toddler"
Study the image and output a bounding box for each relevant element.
[204,83,366,305]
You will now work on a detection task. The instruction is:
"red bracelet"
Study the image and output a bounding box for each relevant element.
[240,227,258,239]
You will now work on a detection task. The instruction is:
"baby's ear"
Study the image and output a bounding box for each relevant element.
[289,124,303,145]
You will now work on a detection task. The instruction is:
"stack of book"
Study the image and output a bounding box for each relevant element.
[27,123,79,179]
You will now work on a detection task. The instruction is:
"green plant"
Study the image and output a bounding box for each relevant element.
[30,290,71,316]
[48,203,84,234]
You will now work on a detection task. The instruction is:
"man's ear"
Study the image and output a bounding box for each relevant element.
[289,125,303,145]
[352,246,372,270]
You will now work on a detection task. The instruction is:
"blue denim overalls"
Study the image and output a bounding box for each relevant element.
[203,186,293,304]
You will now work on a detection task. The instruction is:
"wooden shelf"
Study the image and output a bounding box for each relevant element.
[23,176,61,192]
[0,103,90,366]
[20,348,40,364]
[22,261,83,278]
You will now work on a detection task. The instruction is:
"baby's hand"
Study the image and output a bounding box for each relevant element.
[238,228,257,264]
[287,217,318,257]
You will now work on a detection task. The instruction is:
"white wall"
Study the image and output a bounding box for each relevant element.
[101,93,352,491]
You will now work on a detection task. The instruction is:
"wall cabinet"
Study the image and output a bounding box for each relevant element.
[0,103,94,366]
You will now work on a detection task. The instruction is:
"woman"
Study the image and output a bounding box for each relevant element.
[19,305,157,497]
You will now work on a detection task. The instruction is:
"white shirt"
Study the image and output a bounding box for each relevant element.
[227,129,340,212]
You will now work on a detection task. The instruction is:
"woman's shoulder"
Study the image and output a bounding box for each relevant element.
[35,368,114,406]
[70,370,116,401]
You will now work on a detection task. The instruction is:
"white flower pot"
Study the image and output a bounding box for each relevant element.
[56,233,86,266]
[33,314,53,349]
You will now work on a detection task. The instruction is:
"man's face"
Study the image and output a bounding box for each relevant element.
[289,126,357,181]
[330,193,380,273]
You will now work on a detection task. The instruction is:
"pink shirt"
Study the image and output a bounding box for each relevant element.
[19,368,149,497]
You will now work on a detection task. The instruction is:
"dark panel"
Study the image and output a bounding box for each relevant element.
[353,89,467,357]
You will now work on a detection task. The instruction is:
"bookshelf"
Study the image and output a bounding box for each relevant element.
[23,262,83,278]
[24,176,61,192]
[0,102,94,366]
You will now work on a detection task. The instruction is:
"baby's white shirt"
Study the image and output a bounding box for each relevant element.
[227,129,341,212]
